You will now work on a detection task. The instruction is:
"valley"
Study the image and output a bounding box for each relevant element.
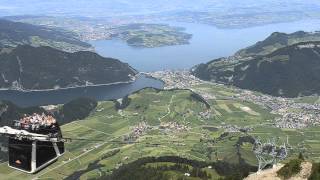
[1,1,320,179]
[1,72,320,179]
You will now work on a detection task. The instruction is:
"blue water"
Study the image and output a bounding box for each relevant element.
[0,75,164,107]
[1,20,320,107]
[91,20,320,71]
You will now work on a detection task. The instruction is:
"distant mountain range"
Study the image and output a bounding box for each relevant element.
[0,45,137,91]
[1,0,320,27]
[192,31,320,97]
[0,19,93,52]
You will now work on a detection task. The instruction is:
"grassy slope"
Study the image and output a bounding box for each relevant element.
[0,85,320,179]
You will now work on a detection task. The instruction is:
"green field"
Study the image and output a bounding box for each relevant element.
[1,84,320,179]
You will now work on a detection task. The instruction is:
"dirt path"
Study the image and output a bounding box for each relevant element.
[158,95,175,123]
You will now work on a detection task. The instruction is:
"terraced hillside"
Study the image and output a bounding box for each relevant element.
[1,84,320,179]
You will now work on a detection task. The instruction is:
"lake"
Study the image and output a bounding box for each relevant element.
[0,75,164,107]
[91,20,320,71]
[1,20,320,107]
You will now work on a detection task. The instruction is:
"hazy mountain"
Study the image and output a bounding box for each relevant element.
[192,41,320,97]
[0,45,137,90]
[237,31,320,57]
[0,19,92,52]
[0,0,320,18]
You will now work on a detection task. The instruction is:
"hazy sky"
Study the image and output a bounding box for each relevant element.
[0,0,320,17]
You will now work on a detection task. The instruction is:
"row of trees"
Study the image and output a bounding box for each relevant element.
[57,97,98,125]
[101,156,257,180]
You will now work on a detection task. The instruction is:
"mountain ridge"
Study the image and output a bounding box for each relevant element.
[236,31,320,57]
[192,41,320,97]
[0,19,93,52]
[0,45,137,91]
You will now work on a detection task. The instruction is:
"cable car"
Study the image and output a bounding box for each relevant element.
[0,114,66,173]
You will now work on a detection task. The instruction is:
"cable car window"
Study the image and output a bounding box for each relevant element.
[8,138,32,172]
[57,141,65,154]
[36,141,57,168]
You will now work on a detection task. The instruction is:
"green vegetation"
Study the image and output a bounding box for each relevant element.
[59,98,98,125]
[1,84,320,179]
[0,19,92,52]
[193,41,320,97]
[0,87,263,179]
[103,156,217,180]
[0,101,46,126]
[114,96,131,110]
[0,45,136,90]
[112,23,192,48]
[237,31,320,57]
[277,159,303,179]
[102,156,257,180]
[309,163,320,180]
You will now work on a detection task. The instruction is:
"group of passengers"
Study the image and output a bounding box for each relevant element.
[17,113,57,131]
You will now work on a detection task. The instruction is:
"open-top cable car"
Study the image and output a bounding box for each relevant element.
[0,113,66,173]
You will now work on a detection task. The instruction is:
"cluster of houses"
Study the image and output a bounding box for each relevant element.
[147,70,202,89]
[237,91,320,129]
[159,122,190,133]
[219,124,253,133]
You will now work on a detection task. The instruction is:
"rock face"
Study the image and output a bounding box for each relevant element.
[244,162,312,180]
[0,45,137,90]
[192,42,320,97]
[0,19,93,52]
[244,164,284,180]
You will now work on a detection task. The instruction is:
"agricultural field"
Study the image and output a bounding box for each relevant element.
[1,83,320,179]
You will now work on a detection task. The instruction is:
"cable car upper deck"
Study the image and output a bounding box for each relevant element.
[0,113,69,142]
[14,113,60,135]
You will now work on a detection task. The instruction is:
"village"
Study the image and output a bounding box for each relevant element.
[148,70,320,129]
[124,121,191,143]
[236,90,320,129]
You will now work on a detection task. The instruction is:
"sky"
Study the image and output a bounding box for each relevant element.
[0,0,320,17]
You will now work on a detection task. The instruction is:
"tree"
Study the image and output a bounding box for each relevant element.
[298,152,304,160]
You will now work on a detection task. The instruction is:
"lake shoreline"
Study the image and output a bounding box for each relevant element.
[0,80,135,93]
[92,20,320,72]
[0,74,164,107]
[0,73,153,93]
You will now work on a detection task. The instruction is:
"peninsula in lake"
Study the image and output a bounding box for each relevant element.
[5,16,192,48]
[109,23,192,48]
